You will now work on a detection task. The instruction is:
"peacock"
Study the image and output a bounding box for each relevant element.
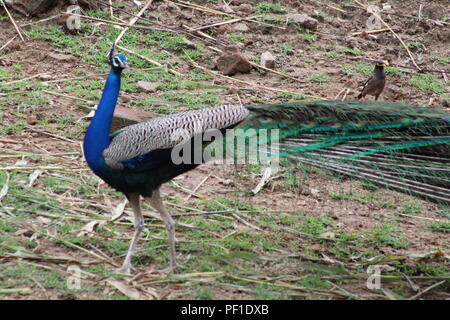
[83,45,450,273]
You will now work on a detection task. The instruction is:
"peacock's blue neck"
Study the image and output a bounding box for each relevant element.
[83,68,122,173]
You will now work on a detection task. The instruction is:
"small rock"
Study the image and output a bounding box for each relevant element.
[4,0,57,15]
[221,4,234,14]
[221,179,234,186]
[49,53,75,62]
[216,24,232,34]
[214,45,252,76]
[182,37,196,49]
[260,51,276,69]
[311,11,325,23]
[38,74,52,81]
[320,231,335,239]
[244,39,254,46]
[137,81,159,92]
[236,4,253,14]
[167,2,181,12]
[287,13,319,31]
[9,42,21,50]
[111,106,159,132]
[180,12,193,20]
[309,188,320,197]
[232,22,249,32]
[121,94,131,103]
[157,3,168,11]
[437,96,450,108]
[26,115,37,125]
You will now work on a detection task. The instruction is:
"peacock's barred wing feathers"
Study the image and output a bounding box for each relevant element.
[241,100,450,203]
[103,104,249,170]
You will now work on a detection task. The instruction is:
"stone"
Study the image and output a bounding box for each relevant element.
[236,4,253,14]
[157,3,168,11]
[236,3,253,14]
[221,4,234,14]
[214,45,252,76]
[38,74,52,81]
[4,0,57,15]
[287,13,319,31]
[26,115,37,125]
[309,188,320,197]
[232,22,249,32]
[260,51,275,69]
[216,24,232,34]
[49,53,76,62]
[4,0,97,15]
[181,37,196,49]
[111,106,159,132]
[137,81,159,93]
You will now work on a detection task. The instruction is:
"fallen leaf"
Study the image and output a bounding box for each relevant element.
[77,220,105,237]
[110,199,128,221]
[320,231,336,239]
[252,167,272,195]
[0,172,10,204]
[28,170,43,187]
[106,278,155,300]
[408,250,445,261]
[14,159,28,167]
[382,288,406,300]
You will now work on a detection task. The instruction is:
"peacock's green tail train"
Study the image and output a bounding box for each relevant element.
[232,101,450,203]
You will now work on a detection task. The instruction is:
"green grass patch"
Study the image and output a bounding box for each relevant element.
[309,74,330,83]
[323,51,343,59]
[406,41,425,51]
[302,33,316,43]
[254,2,288,14]
[275,43,294,56]
[228,33,247,44]
[299,216,334,236]
[399,201,422,215]
[366,222,409,248]
[427,221,450,233]
[408,73,445,93]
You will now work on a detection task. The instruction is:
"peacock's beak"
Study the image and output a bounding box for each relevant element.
[123,61,129,69]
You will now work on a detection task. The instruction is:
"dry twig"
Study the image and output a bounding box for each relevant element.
[114,0,154,45]
[116,45,181,76]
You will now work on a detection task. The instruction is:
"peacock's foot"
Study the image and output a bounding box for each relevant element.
[158,261,181,274]
[115,263,138,274]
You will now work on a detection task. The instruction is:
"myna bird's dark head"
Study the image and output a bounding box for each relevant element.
[375,60,389,68]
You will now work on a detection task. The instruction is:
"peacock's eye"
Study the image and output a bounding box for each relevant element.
[259,117,270,122]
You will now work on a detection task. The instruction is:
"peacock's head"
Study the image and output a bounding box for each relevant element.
[108,43,128,71]
[111,54,129,71]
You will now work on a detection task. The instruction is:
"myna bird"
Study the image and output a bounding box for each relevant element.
[357,61,388,101]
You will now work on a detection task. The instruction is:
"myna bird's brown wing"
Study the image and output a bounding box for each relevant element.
[358,76,385,99]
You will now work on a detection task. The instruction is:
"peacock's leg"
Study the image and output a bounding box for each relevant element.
[116,193,143,274]
[147,188,179,273]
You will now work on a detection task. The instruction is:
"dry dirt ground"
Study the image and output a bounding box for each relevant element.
[0,0,449,300]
